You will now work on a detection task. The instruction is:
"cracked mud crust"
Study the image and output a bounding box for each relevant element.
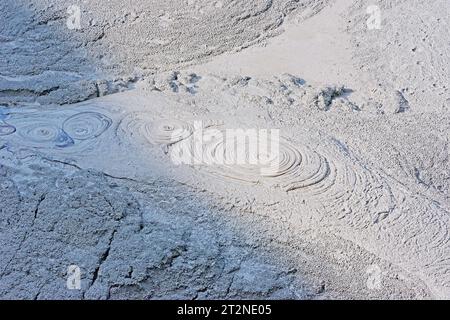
[0,156,431,299]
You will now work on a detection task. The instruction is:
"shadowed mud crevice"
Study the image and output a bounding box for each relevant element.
[1,192,47,277]
[88,230,117,293]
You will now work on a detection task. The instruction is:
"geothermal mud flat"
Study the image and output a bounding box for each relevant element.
[0,0,449,299]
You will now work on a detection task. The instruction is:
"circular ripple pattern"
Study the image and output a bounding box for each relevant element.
[171,129,330,190]
[0,123,16,136]
[119,113,194,146]
[62,112,112,140]
[15,118,74,148]
[150,119,194,145]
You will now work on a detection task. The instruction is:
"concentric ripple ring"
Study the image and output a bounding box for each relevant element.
[118,113,194,146]
[0,123,16,136]
[62,112,112,140]
[16,119,74,148]
[171,129,330,190]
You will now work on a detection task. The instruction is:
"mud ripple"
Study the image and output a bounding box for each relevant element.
[62,112,112,141]
[0,123,16,136]
[118,113,194,146]
[14,118,74,148]
[171,129,331,190]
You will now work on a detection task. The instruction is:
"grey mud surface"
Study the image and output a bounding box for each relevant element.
[0,0,449,300]
[0,0,327,105]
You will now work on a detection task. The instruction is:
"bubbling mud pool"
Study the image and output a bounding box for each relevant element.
[1,0,449,300]
[2,109,112,151]
[0,86,448,298]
